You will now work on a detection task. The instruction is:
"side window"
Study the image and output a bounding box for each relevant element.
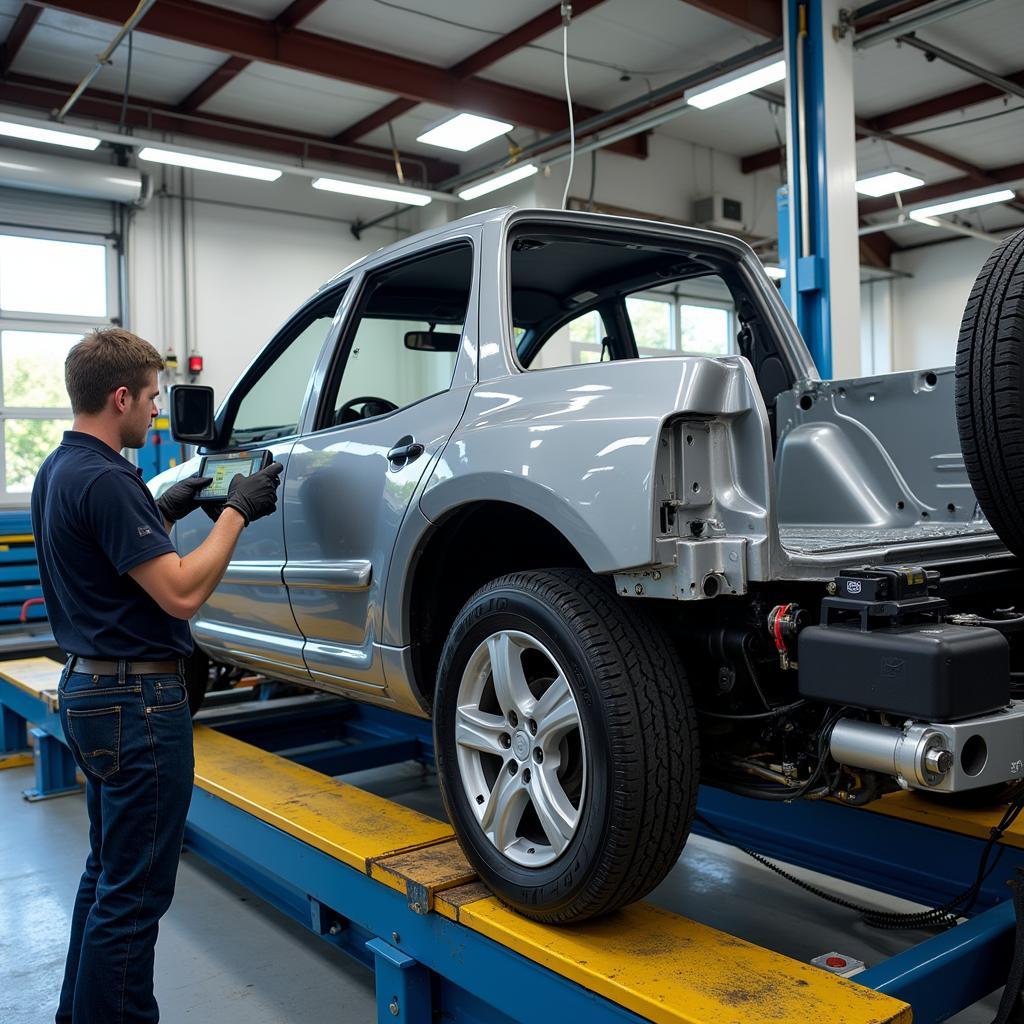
[228,296,341,447]
[526,310,607,369]
[324,244,472,427]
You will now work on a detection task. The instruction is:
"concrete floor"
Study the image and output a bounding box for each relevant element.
[0,754,1001,1023]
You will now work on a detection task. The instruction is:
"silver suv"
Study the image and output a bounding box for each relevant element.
[154,208,1024,923]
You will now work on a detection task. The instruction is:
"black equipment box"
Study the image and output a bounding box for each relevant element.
[799,621,1008,721]
[798,564,1010,720]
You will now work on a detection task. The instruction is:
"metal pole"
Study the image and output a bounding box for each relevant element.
[55,0,157,122]
[854,0,996,48]
[896,35,1024,100]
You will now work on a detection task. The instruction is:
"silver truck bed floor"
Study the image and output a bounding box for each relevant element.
[779,522,995,554]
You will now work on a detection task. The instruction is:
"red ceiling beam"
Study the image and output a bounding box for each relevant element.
[860,230,896,268]
[743,62,1024,173]
[179,55,249,113]
[869,69,1024,133]
[859,160,1024,216]
[36,0,644,156]
[177,0,330,114]
[450,0,606,78]
[274,0,329,33]
[850,0,933,32]
[677,0,782,38]
[1,3,42,77]
[334,0,608,146]
[0,71,461,182]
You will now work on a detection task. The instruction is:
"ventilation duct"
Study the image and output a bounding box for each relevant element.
[0,147,146,204]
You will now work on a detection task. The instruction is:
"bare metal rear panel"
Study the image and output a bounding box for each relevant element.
[779,521,995,555]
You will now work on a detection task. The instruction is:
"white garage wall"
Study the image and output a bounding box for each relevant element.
[889,237,995,372]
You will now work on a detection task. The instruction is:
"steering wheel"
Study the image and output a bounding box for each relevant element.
[336,395,399,425]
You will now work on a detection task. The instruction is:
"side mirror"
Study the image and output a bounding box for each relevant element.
[404,330,461,352]
[169,385,217,443]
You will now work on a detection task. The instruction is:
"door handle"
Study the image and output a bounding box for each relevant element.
[387,436,424,466]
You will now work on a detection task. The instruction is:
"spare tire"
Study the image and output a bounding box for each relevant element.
[955,227,1024,555]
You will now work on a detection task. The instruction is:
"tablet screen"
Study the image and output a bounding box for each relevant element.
[201,455,262,498]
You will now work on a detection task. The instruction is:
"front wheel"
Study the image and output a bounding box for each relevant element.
[434,569,699,923]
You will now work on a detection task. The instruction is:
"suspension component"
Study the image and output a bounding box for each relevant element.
[767,603,806,670]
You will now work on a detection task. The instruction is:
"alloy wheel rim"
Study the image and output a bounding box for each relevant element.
[454,629,587,868]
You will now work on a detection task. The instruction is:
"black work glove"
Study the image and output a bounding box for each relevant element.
[157,474,213,523]
[224,462,283,525]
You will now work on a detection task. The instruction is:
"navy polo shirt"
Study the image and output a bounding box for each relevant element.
[30,430,192,659]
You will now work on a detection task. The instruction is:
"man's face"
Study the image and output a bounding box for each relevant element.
[122,371,160,449]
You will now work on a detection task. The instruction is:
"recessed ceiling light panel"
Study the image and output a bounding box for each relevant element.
[417,113,514,152]
[909,189,1015,221]
[0,120,100,151]
[685,57,786,110]
[855,170,925,197]
[138,147,281,180]
[312,176,432,206]
[458,163,538,201]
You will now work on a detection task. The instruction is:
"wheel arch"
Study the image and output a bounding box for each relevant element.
[398,500,590,713]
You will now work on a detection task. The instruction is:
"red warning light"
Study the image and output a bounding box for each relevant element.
[188,354,204,374]
[825,957,847,968]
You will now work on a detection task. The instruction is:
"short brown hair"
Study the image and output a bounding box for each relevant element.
[65,328,164,415]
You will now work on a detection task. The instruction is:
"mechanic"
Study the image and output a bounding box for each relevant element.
[31,327,283,1024]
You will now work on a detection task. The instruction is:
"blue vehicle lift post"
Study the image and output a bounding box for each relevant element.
[781,0,862,379]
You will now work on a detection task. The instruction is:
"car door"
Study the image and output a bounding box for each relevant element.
[282,236,478,701]
[177,285,348,682]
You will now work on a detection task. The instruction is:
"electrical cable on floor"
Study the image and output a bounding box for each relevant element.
[696,784,1024,931]
[560,3,575,211]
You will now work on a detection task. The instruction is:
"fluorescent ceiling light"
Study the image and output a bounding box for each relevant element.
[763,265,786,280]
[855,170,925,197]
[685,58,785,110]
[458,163,538,201]
[312,176,432,206]
[417,113,514,152]
[909,189,1015,221]
[0,119,100,151]
[138,147,281,181]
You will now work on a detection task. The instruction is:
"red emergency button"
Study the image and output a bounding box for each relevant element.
[825,956,847,968]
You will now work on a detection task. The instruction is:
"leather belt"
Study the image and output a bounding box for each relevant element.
[70,657,182,677]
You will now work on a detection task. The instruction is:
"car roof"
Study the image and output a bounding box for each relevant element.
[317,205,754,292]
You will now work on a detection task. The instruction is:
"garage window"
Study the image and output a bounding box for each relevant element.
[0,231,117,500]
[626,293,734,358]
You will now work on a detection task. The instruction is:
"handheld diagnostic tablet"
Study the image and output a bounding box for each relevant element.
[196,450,273,502]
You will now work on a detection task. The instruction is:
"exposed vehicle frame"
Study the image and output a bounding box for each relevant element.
[156,208,1024,922]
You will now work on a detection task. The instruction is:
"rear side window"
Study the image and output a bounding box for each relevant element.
[510,231,735,370]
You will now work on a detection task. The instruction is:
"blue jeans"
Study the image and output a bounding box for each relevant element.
[55,663,194,1024]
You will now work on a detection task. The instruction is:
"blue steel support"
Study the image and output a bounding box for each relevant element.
[4,669,1020,1022]
[1,701,27,754]
[784,0,832,376]
[366,938,432,1024]
[186,789,644,1024]
[696,787,1024,913]
[856,899,1015,1024]
[23,725,81,801]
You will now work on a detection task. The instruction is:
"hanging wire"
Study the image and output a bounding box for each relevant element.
[118,31,134,131]
[560,5,575,211]
[386,121,405,184]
